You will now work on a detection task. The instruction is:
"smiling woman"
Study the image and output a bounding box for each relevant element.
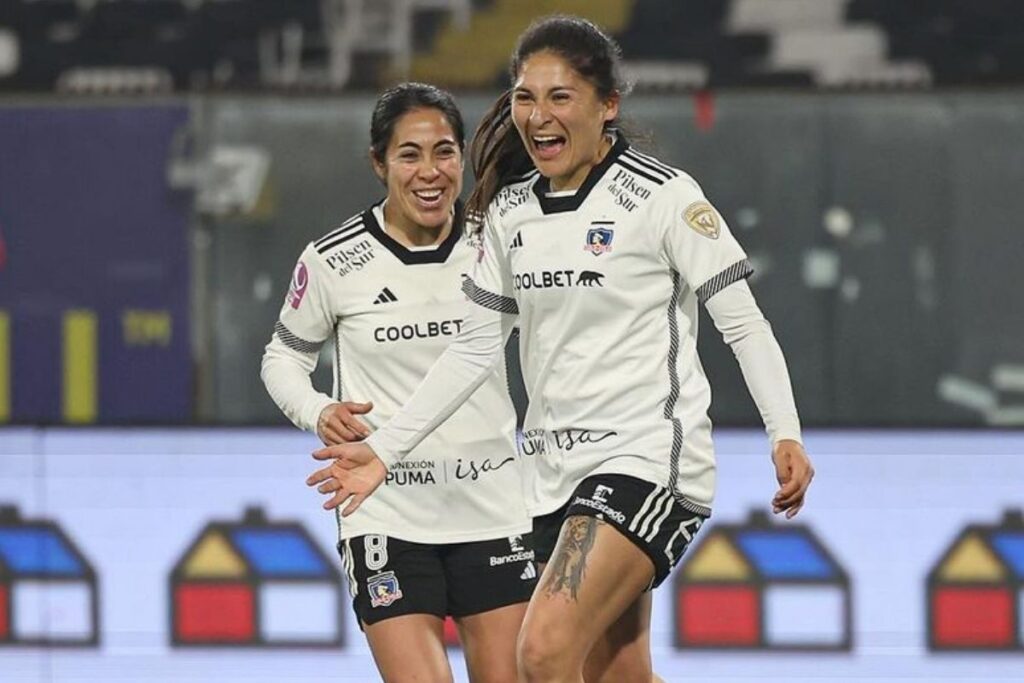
[260,83,534,683]
[371,106,464,247]
[308,15,813,683]
[510,50,618,192]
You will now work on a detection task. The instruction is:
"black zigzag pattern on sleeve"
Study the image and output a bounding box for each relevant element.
[462,277,519,315]
[274,321,323,354]
[695,259,754,305]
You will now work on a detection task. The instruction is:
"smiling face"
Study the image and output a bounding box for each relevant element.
[372,107,464,235]
[511,50,619,192]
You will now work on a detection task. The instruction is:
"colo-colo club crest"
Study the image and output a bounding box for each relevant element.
[368,571,403,607]
[585,222,614,256]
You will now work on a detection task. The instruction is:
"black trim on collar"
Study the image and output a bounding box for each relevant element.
[363,199,464,265]
[531,135,629,214]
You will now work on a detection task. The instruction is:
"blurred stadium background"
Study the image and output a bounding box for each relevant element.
[1,1,1023,681]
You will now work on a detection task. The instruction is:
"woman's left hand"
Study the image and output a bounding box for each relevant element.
[771,439,814,519]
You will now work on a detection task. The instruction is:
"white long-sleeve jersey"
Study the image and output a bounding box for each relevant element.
[367,137,802,518]
[261,201,529,543]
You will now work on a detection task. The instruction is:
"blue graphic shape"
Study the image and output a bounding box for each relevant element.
[230,528,329,577]
[0,528,83,575]
[990,533,1024,577]
[735,531,834,579]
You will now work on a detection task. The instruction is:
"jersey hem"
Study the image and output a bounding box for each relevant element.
[337,521,531,545]
[527,462,714,519]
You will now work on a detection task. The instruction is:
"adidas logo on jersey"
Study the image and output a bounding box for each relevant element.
[509,231,524,250]
[520,562,537,581]
[373,287,398,305]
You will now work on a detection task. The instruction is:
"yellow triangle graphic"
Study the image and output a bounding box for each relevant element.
[183,532,247,578]
[938,533,1005,581]
[683,534,751,580]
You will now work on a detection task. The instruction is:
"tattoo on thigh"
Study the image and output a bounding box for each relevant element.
[542,516,602,601]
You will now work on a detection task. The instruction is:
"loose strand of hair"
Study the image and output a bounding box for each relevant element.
[467,90,534,220]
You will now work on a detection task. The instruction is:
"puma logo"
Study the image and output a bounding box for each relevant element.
[576,271,604,287]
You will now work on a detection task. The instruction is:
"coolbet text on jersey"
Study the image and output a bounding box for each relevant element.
[265,201,530,544]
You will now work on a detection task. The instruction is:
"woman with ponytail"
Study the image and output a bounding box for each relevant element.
[309,16,814,682]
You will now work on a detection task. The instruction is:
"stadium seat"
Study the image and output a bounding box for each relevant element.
[1,0,1023,91]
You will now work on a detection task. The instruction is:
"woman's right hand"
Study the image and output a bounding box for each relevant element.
[316,401,373,445]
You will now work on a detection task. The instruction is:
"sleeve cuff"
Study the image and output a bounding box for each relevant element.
[768,418,803,447]
[303,395,337,435]
[364,432,399,472]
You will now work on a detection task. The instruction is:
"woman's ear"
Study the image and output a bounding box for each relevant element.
[603,90,621,123]
[370,148,387,184]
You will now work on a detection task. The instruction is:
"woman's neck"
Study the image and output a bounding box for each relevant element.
[549,135,614,193]
[382,201,453,248]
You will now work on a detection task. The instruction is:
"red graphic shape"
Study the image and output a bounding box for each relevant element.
[0,584,8,639]
[694,91,716,132]
[175,584,255,642]
[933,588,1013,647]
[678,586,759,645]
[443,616,461,646]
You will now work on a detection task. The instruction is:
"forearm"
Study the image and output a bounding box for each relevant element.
[365,302,514,469]
[706,281,802,444]
[260,339,334,433]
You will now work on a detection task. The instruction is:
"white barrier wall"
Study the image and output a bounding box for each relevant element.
[0,428,1022,682]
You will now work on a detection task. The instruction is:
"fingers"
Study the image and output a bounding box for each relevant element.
[316,477,365,515]
[324,415,369,442]
[342,417,371,439]
[341,493,366,517]
[346,401,374,416]
[320,423,359,445]
[305,465,334,486]
[306,444,382,516]
[773,479,801,510]
[333,410,371,439]
[775,486,807,516]
[773,466,814,517]
[313,444,349,461]
[322,488,352,511]
[320,404,373,442]
[335,402,372,437]
[771,443,815,517]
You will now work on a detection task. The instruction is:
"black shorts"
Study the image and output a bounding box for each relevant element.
[532,474,706,588]
[339,533,537,627]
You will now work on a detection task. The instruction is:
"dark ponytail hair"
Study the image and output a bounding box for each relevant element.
[467,15,629,218]
[370,82,466,166]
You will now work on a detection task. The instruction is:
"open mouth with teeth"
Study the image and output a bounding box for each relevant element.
[412,188,445,208]
[531,134,567,161]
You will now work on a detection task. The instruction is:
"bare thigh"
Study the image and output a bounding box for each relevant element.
[532,560,652,681]
[583,592,653,683]
[456,602,528,683]
[363,613,454,683]
[518,516,656,682]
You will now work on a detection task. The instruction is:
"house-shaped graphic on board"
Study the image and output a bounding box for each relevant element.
[927,508,1024,651]
[674,510,852,651]
[169,506,343,647]
[0,505,99,647]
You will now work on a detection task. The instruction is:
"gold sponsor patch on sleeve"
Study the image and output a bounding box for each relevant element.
[683,201,720,239]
